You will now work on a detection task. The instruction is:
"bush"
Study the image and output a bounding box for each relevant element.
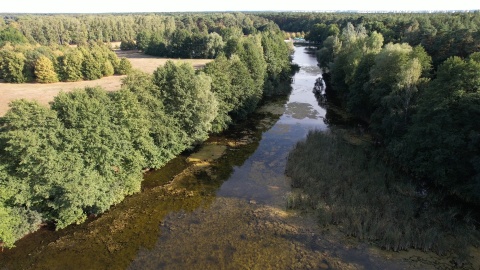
[58,50,84,82]
[102,61,115,76]
[116,57,132,75]
[120,39,136,50]
[82,52,102,80]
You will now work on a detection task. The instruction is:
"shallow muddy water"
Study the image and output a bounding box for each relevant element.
[0,47,470,270]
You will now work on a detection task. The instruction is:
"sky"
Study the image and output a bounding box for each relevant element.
[2,0,480,13]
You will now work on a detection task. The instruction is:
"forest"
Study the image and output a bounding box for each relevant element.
[272,11,480,258]
[0,13,293,248]
[1,11,479,258]
[266,11,480,205]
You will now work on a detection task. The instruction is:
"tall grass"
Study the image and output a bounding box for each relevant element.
[285,131,479,259]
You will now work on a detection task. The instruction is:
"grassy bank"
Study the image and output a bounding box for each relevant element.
[285,131,479,263]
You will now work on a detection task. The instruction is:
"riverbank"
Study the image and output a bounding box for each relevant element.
[285,130,480,268]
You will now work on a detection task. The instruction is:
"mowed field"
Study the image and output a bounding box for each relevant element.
[0,51,212,116]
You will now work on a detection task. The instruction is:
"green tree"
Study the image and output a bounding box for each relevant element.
[237,37,267,90]
[305,23,339,44]
[81,51,102,80]
[136,30,151,52]
[34,55,59,83]
[369,43,429,138]
[169,29,192,58]
[50,87,145,227]
[203,54,234,133]
[391,54,480,204]
[328,24,383,102]
[102,61,115,77]
[205,32,224,58]
[0,50,27,83]
[228,55,258,120]
[116,57,132,75]
[120,39,136,50]
[261,31,292,96]
[58,49,84,82]
[121,70,187,163]
[0,27,29,46]
[0,100,71,227]
[153,61,218,145]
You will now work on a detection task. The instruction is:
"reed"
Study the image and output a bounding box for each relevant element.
[286,131,480,258]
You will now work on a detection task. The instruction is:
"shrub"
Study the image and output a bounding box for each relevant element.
[120,39,136,50]
[116,57,132,75]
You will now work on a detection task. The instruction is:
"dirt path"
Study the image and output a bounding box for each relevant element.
[0,51,211,117]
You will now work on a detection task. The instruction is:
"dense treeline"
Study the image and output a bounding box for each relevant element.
[313,21,480,206]
[260,11,480,67]
[0,21,293,248]
[0,42,131,83]
[125,16,288,62]
[0,13,268,46]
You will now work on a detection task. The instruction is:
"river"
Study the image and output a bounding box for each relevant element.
[0,47,463,270]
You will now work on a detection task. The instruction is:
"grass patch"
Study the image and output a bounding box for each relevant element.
[285,131,480,262]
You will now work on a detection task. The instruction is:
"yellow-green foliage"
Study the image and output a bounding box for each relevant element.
[34,55,59,83]
[116,57,132,75]
[0,50,26,83]
[102,61,115,76]
[1,44,123,83]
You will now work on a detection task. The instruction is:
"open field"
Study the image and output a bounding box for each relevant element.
[115,50,212,74]
[0,51,211,117]
[0,76,123,116]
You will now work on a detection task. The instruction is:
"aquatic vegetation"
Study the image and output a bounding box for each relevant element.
[285,131,480,260]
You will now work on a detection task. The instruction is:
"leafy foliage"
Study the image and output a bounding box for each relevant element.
[116,57,132,75]
[0,15,295,249]
[390,54,480,203]
[0,27,29,46]
[300,17,479,208]
[153,61,218,145]
[1,43,125,83]
[34,56,59,83]
[0,50,27,83]
[120,39,136,50]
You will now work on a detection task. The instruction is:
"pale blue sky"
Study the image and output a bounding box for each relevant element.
[2,0,479,13]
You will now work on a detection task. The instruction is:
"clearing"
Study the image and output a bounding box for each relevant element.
[0,51,212,116]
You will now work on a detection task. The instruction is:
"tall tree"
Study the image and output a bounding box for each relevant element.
[153,61,218,145]
[0,50,26,83]
[34,56,59,83]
